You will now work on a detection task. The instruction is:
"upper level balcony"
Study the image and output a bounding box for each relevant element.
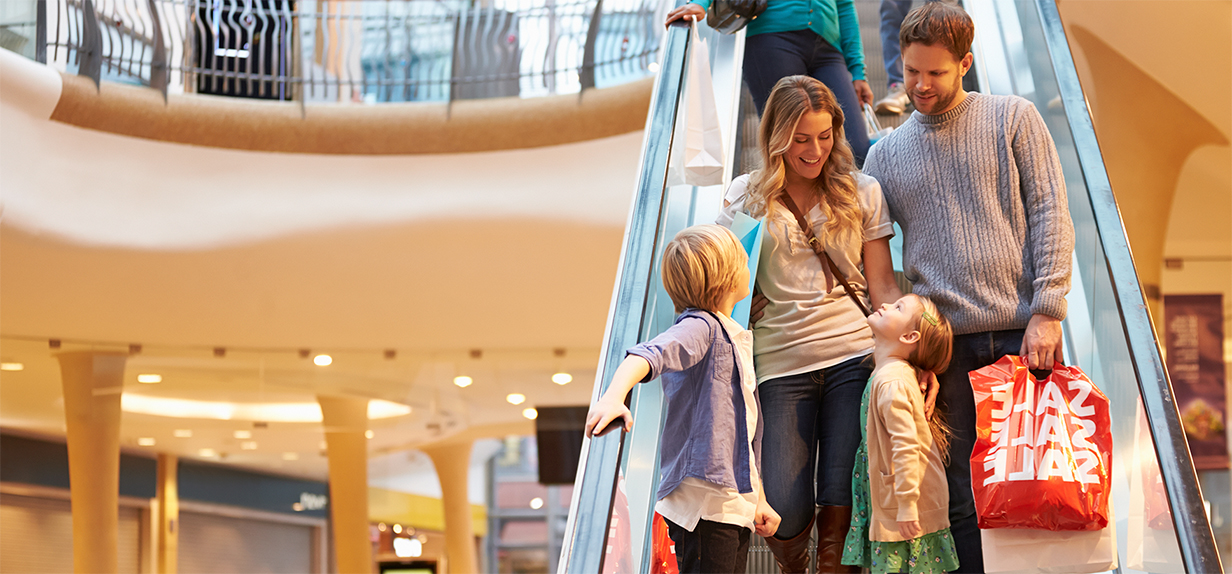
[6,0,662,104]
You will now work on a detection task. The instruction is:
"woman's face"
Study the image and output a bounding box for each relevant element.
[782,110,834,183]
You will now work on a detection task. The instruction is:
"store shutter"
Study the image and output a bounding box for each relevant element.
[178,510,313,574]
[0,494,141,573]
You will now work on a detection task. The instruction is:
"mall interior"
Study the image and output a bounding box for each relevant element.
[0,0,1228,573]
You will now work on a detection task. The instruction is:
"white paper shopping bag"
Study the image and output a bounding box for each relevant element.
[669,19,725,187]
[981,507,1118,574]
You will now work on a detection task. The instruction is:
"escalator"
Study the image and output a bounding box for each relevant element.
[559,2,1223,572]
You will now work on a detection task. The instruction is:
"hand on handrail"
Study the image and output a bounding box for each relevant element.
[665,2,706,26]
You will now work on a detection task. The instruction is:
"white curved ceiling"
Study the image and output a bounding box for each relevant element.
[0,49,643,480]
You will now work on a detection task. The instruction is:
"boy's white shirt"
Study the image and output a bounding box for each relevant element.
[655,312,760,531]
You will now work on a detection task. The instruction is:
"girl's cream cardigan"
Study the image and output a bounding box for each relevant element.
[866,360,952,542]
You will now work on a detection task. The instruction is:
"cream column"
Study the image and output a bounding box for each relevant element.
[318,395,372,574]
[422,440,478,574]
[57,351,126,574]
[156,453,179,574]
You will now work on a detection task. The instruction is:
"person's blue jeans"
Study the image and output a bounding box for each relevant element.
[940,329,1029,574]
[880,0,940,88]
[880,0,915,87]
[743,30,871,166]
[759,354,873,539]
[666,518,751,573]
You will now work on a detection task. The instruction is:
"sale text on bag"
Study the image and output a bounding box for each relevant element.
[971,356,1113,531]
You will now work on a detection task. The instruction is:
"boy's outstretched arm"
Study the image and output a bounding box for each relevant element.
[584,355,651,438]
[754,481,780,537]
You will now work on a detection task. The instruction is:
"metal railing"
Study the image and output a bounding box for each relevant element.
[36,0,662,102]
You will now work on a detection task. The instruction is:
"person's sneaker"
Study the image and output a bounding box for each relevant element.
[875,83,911,115]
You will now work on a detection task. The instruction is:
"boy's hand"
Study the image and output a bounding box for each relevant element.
[897,520,921,539]
[754,500,780,537]
[585,398,632,438]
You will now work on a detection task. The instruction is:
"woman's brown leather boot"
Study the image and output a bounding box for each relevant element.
[814,505,859,573]
[763,513,814,573]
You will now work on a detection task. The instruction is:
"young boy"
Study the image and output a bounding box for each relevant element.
[585,224,780,574]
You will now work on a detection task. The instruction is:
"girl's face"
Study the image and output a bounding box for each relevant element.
[782,110,834,183]
[868,295,923,341]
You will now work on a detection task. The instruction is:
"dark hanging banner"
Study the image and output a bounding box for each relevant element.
[1165,294,1228,470]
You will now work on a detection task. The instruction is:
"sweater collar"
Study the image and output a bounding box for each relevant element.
[913,91,977,126]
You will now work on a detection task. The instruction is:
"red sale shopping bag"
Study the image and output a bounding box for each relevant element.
[970,355,1112,531]
[650,513,679,574]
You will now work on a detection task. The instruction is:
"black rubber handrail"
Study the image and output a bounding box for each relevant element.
[557,18,691,574]
[1034,1,1222,572]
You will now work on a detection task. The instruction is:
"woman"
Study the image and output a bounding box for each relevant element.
[666,0,873,165]
[716,76,900,573]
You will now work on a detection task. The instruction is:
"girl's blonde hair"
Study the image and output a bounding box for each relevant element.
[907,295,955,461]
[745,76,861,252]
[661,225,748,314]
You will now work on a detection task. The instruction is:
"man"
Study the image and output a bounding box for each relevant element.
[861,4,1075,573]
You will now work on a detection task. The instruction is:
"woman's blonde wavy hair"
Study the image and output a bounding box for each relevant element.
[745,76,861,251]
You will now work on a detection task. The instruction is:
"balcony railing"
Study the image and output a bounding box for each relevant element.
[30,0,662,103]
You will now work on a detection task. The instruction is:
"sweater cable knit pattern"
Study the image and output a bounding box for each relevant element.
[863,92,1075,335]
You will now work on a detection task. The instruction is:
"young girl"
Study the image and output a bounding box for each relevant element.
[842,294,960,574]
[585,224,780,574]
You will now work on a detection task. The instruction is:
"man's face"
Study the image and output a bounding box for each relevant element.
[902,42,972,116]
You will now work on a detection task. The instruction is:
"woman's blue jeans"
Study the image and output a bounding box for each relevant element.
[759,354,872,539]
[743,29,872,166]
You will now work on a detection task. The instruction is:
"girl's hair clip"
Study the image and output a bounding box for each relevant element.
[922,310,939,327]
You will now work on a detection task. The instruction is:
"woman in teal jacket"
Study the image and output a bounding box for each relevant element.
[667,0,873,165]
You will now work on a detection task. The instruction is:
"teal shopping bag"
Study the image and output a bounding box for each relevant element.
[729,212,764,329]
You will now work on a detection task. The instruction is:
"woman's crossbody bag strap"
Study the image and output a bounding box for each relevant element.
[778,194,872,317]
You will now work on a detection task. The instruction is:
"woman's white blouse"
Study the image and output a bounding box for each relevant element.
[717,172,895,383]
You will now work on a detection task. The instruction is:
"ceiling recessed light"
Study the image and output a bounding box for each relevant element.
[552,372,573,385]
[241,441,258,450]
[137,437,156,446]
[234,430,252,439]
[282,452,299,461]
[529,497,544,510]
[174,429,193,438]
[313,354,332,366]
[198,448,217,457]
[454,376,473,388]
[365,430,375,439]
[393,524,403,534]
[292,502,304,511]
[522,408,538,420]
[137,374,162,383]
[0,363,24,371]
[506,393,526,405]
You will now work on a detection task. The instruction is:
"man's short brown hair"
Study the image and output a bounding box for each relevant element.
[900,2,974,62]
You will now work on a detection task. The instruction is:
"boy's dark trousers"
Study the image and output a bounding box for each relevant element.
[665,518,751,573]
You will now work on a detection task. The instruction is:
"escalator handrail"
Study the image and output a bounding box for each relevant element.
[1034,2,1222,572]
[558,19,692,574]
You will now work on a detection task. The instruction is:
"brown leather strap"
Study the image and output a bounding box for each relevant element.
[778,193,872,317]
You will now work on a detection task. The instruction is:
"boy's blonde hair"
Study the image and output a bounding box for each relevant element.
[661,225,749,314]
[907,295,955,461]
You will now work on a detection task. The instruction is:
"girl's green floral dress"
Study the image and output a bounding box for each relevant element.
[840,379,960,574]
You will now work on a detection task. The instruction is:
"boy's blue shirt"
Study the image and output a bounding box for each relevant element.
[626,309,764,501]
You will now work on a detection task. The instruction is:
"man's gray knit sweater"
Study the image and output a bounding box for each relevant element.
[863,92,1074,335]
